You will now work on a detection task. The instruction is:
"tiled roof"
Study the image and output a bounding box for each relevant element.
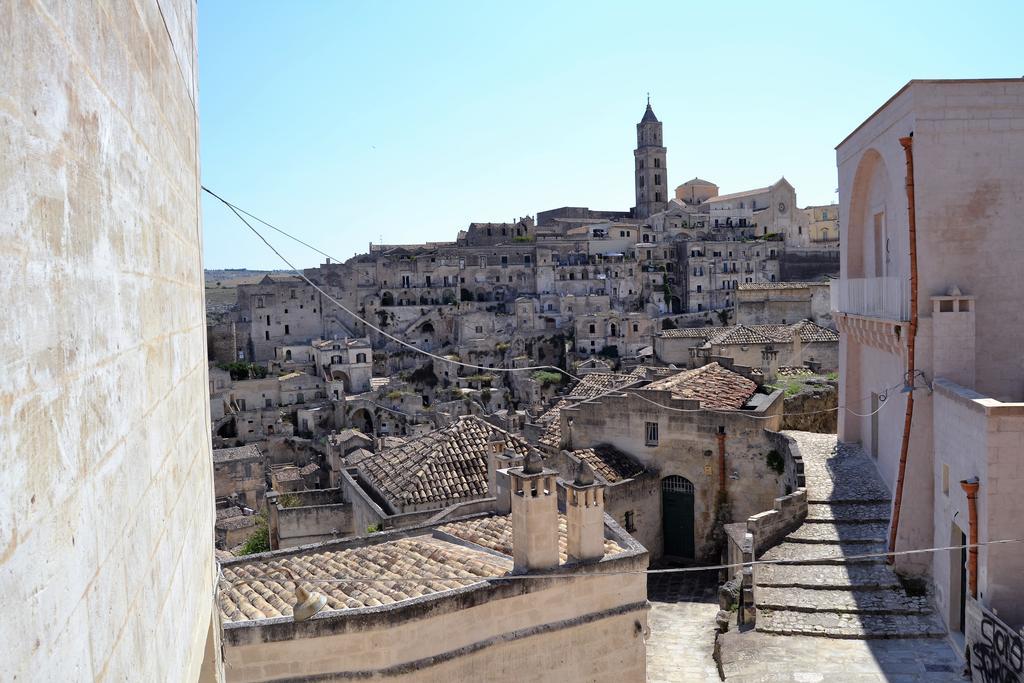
[538,370,646,449]
[217,515,257,531]
[570,446,645,484]
[212,445,262,464]
[218,513,626,624]
[790,319,840,343]
[437,514,623,563]
[709,325,780,346]
[643,363,757,410]
[218,534,511,623]
[273,467,302,483]
[278,372,304,381]
[328,429,372,445]
[299,463,320,476]
[737,281,812,291]
[658,327,716,340]
[357,417,533,510]
[704,186,770,203]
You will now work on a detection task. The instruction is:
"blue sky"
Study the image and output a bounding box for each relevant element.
[198,1,1021,270]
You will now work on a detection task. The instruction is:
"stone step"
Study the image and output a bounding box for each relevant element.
[756,587,932,615]
[758,541,888,565]
[806,496,891,505]
[785,522,888,544]
[806,502,891,523]
[756,563,902,590]
[755,609,947,639]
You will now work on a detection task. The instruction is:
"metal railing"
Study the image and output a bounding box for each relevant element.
[831,276,910,321]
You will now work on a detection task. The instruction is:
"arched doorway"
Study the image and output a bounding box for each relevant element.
[380,291,394,306]
[350,408,374,435]
[670,296,682,314]
[662,476,695,559]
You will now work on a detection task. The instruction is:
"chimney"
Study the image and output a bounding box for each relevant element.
[565,460,606,563]
[486,430,509,503]
[509,452,559,572]
[265,490,281,550]
[761,345,779,385]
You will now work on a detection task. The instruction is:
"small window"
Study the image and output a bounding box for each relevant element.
[624,511,636,532]
[264,331,270,341]
[284,324,290,334]
[589,324,596,334]
[645,422,659,446]
[942,463,950,496]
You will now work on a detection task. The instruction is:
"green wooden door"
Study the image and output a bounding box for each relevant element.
[662,476,695,559]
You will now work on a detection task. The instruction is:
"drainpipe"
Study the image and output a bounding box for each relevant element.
[960,478,979,598]
[888,135,920,563]
[717,427,727,497]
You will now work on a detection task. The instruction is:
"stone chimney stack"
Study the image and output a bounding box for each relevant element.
[486,431,509,502]
[565,461,606,563]
[510,452,559,572]
[761,345,779,385]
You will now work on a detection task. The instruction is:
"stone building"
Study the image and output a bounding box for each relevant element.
[735,281,833,326]
[342,416,535,530]
[217,473,648,681]
[544,364,785,560]
[791,203,841,247]
[2,2,221,679]
[213,445,267,511]
[834,79,1024,648]
[681,238,783,313]
[655,321,839,373]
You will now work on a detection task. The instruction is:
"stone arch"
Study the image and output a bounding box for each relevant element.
[847,148,892,280]
[380,291,395,307]
[332,370,352,393]
[350,407,374,435]
[670,296,682,314]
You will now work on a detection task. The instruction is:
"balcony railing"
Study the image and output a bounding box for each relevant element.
[831,276,910,321]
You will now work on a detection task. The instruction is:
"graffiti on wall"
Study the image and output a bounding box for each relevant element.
[970,613,1023,683]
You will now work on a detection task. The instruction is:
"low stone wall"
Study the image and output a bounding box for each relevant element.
[779,380,838,433]
[966,597,1024,682]
[746,489,808,557]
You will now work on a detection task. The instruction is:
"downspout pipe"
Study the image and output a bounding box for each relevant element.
[960,478,979,598]
[716,427,727,498]
[889,134,920,564]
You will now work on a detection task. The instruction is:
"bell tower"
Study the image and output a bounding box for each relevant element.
[634,96,668,219]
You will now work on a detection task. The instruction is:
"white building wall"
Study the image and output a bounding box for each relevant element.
[1,2,220,680]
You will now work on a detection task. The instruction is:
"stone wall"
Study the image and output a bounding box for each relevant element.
[746,489,808,556]
[1,2,220,680]
[778,248,839,282]
[966,597,1024,683]
[779,380,838,433]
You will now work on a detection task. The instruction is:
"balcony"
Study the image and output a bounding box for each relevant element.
[832,276,910,321]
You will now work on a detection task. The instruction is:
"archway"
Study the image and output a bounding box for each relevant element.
[381,291,395,307]
[332,370,352,393]
[662,476,695,559]
[350,407,374,435]
[670,296,682,314]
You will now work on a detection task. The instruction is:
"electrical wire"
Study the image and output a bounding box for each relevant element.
[205,188,909,423]
[224,537,1022,586]
[204,186,584,383]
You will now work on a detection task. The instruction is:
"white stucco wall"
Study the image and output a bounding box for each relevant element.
[1,1,219,680]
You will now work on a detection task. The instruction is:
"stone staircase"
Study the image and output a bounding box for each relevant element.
[752,432,946,639]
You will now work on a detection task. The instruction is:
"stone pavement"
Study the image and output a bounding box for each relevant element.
[646,570,722,682]
[717,431,966,681]
[754,432,945,638]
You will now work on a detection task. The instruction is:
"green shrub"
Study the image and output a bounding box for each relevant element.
[239,514,270,555]
[279,494,301,508]
[366,522,383,534]
[385,390,404,400]
[532,370,563,386]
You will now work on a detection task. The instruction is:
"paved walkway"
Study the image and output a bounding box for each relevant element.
[718,431,965,681]
[646,571,721,682]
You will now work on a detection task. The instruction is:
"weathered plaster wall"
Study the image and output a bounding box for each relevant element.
[1,1,219,680]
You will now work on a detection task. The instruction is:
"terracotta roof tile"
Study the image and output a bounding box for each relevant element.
[658,327,716,339]
[212,445,262,463]
[218,535,511,623]
[437,514,623,563]
[570,445,645,484]
[736,281,812,290]
[538,370,645,448]
[644,363,757,410]
[357,416,533,509]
